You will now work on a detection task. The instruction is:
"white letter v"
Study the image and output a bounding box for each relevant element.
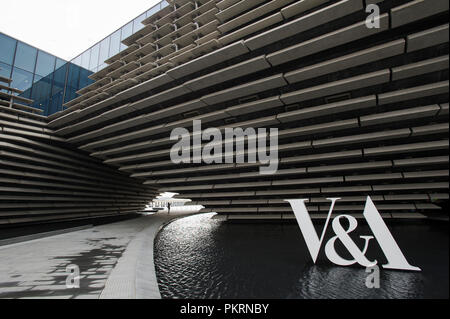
[286,198,340,263]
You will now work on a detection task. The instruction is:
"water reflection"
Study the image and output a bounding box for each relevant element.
[154,213,448,299]
[291,265,424,299]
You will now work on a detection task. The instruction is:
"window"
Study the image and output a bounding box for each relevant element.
[31,74,52,105]
[89,43,100,71]
[120,22,133,51]
[78,68,94,90]
[0,33,17,65]
[55,58,66,70]
[48,91,64,115]
[99,37,111,66]
[11,67,34,97]
[109,30,121,57]
[81,49,91,70]
[14,42,37,73]
[35,50,56,77]
[52,62,67,96]
[0,61,12,80]
[133,13,147,33]
[72,55,82,67]
[147,5,160,18]
[67,63,81,90]
[64,86,78,104]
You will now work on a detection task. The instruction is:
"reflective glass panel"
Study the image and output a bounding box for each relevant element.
[0,61,12,80]
[89,43,100,70]
[78,68,94,89]
[67,63,80,89]
[147,5,160,17]
[52,63,67,96]
[55,58,66,70]
[120,22,133,51]
[0,33,17,65]
[133,13,147,33]
[31,75,52,109]
[72,55,82,67]
[64,86,78,104]
[109,30,121,57]
[48,90,64,115]
[81,49,91,70]
[14,42,37,73]
[35,50,56,77]
[99,37,111,66]
[11,67,34,98]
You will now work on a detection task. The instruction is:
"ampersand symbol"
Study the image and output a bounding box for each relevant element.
[325,215,377,267]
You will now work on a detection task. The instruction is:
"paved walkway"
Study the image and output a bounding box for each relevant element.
[0,212,194,299]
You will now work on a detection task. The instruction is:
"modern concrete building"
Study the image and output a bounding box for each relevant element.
[0,0,449,226]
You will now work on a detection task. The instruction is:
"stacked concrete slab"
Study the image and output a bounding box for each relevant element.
[5,0,450,222]
[0,75,158,226]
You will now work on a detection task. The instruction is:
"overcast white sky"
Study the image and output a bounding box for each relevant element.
[0,0,161,61]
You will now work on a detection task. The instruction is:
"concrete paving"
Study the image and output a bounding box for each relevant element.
[0,212,194,299]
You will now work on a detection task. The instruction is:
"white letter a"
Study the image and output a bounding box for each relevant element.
[363,196,421,271]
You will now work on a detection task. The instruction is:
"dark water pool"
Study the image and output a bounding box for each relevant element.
[154,214,449,299]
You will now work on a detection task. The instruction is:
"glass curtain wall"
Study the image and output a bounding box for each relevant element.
[0,0,168,116]
[71,1,168,72]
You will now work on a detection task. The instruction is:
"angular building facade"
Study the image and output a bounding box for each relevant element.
[0,0,449,225]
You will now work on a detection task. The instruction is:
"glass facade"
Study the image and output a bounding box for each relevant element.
[71,1,169,73]
[0,31,93,115]
[0,1,168,116]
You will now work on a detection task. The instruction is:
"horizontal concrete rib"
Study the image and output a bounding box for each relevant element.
[220,12,284,45]
[226,96,284,117]
[245,0,363,50]
[281,69,390,104]
[281,0,330,19]
[394,156,449,167]
[391,55,449,81]
[411,123,449,136]
[313,128,412,148]
[167,41,250,79]
[378,81,449,105]
[201,74,287,105]
[365,140,449,156]
[285,40,405,84]
[390,0,449,29]
[116,74,174,100]
[360,105,441,126]
[129,85,192,111]
[216,0,267,22]
[277,95,376,122]
[279,118,359,139]
[218,0,296,33]
[267,14,390,66]
[407,24,449,52]
[184,55,271,91]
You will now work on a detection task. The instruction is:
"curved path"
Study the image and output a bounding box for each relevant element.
[0,212,195,299]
